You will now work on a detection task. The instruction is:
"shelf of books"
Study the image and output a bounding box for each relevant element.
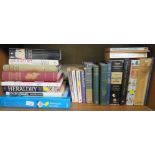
[0,46,154,111]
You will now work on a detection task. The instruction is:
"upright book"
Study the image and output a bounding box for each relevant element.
[134,58,154,105]
[84,62,93,103]
[110,60,124,104]
[126,60,140,105]
[99,62,111,105]
[92,64,99,104]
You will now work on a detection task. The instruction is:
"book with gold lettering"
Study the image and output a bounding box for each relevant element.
[2,71,62,82]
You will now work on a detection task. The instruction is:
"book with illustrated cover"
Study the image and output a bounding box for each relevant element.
[126,60,140,105]
[0,88,70,109]
[9,48,62,60]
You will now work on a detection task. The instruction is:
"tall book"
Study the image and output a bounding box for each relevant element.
[84,62,93,103]
[126,60,140,105]
[76,70,82,103]
[80,70,86,103]
[120,59,131,105]
[134,58,154,105]
[9,48,62,60]
[99,62,111,105]
[144,58,154,105]
[92,64,99,104]
[110,60,124,104]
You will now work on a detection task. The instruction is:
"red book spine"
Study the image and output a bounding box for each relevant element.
[2,71,62,82]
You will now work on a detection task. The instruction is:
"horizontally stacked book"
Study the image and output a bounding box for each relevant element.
[67,47,154,106]
[0,48,70,109]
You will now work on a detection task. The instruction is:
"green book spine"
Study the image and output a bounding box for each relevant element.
[92,64,99,104]
[99,63,108,105]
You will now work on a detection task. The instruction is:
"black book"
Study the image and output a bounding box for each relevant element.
[9,48,62,60]
[120,59,131,105]
[110,60,124,104]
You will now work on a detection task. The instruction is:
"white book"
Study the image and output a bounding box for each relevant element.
[9,59,59,65]
[1,77,63,87]
[72,70,78,102]
[106,47,149,52]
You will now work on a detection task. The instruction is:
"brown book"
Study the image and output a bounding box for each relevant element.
[3,64,61,72]
[134,58,153,105]
[2,71,62,82]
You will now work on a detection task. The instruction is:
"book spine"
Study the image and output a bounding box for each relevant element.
[2,71,62,82]
[72,70,78,102]
[80,70,86,103]
[107,62,111,104]
[126,60,140,105]
[1,77,63,87]
[67,71,75,102]
[93,65,99,104]
[9,48,61,60]
[3,85,61,92]
[134,58,153,105]
[9,59,59,65]
[144,58,154,105]
[76,70,82,103]
[110,60,124,104]
[0,96,70,109]
[3,64,61,72]
[84,64,93,103]
[99,63,108,105]
[6,92,64,97]
[120,59,131,105]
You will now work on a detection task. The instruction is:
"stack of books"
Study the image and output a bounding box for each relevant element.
[0,48,70,109]
[67,47,154,106]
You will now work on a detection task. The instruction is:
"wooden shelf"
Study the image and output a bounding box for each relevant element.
[0,103,152,111]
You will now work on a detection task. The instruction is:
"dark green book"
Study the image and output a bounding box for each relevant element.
[99,62,111,105]
[92,64,99,104]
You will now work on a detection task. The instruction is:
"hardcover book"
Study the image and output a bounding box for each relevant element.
[9,48,62,60]
[76,70,82,103]
[1,76,63,87]
[0,88,70,109]
[99,62,111,105]
[3,64,61,72]
[2,71,62,82]
[110,60,124,104]
[92,64,99,104]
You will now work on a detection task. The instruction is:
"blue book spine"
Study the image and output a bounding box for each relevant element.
[80,70,86,103]
[0,90,70,109]
[107,62,111,104]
